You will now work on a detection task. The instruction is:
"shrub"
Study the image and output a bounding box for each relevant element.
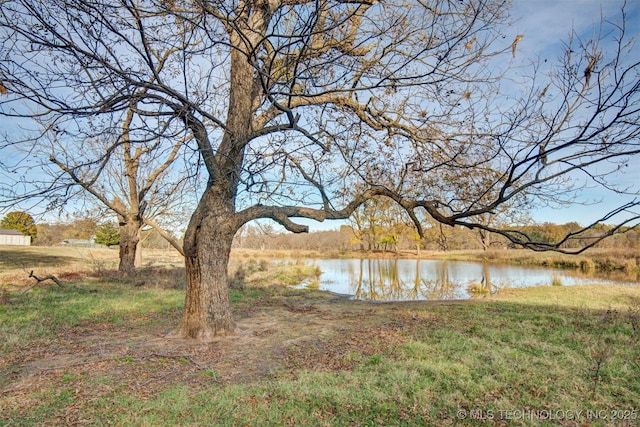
[94,223,120,246]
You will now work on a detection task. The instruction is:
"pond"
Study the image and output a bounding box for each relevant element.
[296,258,639,301]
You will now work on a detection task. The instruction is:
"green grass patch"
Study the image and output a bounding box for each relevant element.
[0,282,184,356]
[1,265,638,426]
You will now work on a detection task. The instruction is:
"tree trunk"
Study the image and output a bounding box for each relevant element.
[174,192,236,340]
[478,230,489,251]
[118,219,142,275]
[173,25,261,340]
[135,240,142,267]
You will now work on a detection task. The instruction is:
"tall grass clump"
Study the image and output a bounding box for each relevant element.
[229,259,321,287]
[623,258,639,275]
[579,258,596,273]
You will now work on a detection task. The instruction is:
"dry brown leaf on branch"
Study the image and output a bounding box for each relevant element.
[464,36,477,50]
[584,53,600,86]
[512,34,523,58]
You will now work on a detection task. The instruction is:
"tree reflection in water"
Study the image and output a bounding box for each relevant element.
[306,258,637,301]
[349,259,496,301]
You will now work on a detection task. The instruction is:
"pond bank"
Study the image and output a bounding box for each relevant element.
[297,258,639,302]
[232,248,640,276]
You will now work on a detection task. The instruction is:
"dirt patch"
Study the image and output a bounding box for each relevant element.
[1,295,383,398]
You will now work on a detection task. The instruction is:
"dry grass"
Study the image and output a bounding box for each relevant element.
[0,246,183,289]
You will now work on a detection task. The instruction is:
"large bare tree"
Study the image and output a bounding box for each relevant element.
[1,0,638,339]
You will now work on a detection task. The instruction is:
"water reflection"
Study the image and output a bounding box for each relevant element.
[301,258,639,302]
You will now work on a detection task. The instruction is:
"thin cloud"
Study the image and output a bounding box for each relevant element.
[510,0,629,58]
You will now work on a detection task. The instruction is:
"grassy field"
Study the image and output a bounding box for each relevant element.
[1,246,639,426]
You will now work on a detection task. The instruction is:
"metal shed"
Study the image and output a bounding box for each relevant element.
[0,229,31,246]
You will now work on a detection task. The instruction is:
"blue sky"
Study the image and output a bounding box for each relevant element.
[1,0,638,231]
[507,0,640,226]
[302,0,640,231]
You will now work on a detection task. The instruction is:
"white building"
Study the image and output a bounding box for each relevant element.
[0,229,31,246]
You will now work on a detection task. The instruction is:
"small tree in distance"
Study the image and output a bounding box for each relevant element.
[0,211,37,241]
[3,99,190,275]
[94,223,120,247]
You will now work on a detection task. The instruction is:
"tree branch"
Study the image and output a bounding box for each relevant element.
[28,270,63,287]
[143,217,185,256]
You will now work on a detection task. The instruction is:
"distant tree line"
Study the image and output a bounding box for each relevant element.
[234,224,352,252]
[5,211,637,253]
[1,213,179,250]
[234,222,640,253]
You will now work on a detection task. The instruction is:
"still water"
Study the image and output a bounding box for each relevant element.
[297,258,639,301]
